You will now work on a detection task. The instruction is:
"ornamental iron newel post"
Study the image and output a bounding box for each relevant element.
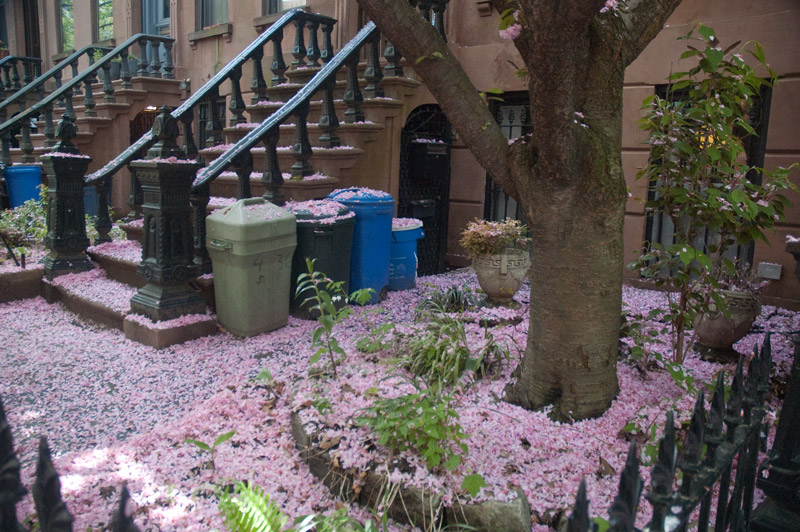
[129,106,206,322]
[41,113,94,281]
[750,240,800,532]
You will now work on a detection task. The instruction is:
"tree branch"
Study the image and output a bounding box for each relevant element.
[620,0,684,66]
[356,0,517,200]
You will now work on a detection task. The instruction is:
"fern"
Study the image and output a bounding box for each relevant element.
[218,481,290,532]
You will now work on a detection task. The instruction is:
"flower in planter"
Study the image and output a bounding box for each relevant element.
[458,218,529,258]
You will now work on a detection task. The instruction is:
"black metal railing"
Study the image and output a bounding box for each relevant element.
[0,55,43,98]
[192,21,380,194]
[0,46,109,119]
[1,334,797,532]
[565,333,794,532]
[84,9,337,190]
[0,34,174,166]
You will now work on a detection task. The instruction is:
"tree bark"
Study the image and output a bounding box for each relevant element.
[357,0,683,420]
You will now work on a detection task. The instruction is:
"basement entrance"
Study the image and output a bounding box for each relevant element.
[398,104,451,276]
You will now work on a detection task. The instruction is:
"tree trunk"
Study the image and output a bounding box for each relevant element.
[504,191,625,420]
[355,0,683,421]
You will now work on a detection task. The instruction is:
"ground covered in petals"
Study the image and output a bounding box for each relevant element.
[1,271,796,532]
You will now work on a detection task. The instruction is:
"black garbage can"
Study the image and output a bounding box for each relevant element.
[284,199,355,319]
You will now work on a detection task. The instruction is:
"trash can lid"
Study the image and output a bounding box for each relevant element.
[327,187,394,205]
[392,217,423,231]
[283,199,354,224]
[206,197,295,243]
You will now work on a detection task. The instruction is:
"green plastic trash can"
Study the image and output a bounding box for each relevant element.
[206,198,297,337]
[283,199,355,320]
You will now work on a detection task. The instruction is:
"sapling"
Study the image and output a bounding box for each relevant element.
[630,25,797,364]
[184,430,236,471]
[296,258,374,378]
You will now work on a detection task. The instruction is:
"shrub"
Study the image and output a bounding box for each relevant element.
[458,218,528,258]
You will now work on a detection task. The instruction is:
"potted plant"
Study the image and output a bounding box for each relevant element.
[692,265,769,360]
[631,25,798,363]
[459,218,530,303]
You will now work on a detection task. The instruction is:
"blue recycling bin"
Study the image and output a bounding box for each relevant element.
[389,218,424,291]
[83,182,113,217]
[4,165,42,207]
[327,187,394,304]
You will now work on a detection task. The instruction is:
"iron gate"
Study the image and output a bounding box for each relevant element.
[398,105,451,276]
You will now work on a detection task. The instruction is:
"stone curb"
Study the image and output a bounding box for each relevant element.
[290,410,531,532]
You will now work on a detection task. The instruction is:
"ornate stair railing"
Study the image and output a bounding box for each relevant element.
[192,21,381,194]
[84,9,337,190]
[0,34,174,166]
[0,46,111,120]
[0,56,43,99]
[183,21,381,279]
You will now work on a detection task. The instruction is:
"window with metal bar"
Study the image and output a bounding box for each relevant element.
[197,98,227,149]
[642,84,772,274]
[484,97,532,224]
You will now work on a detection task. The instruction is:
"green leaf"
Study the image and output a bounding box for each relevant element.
[255,368,273,382]
[432,51,444,59]
[184,438,210,452]
[213,430,236,448]
[594,516,611,532]
[698,24,716,42]
[461,473,487,497]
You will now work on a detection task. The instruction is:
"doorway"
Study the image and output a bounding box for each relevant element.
[142,0,170,36]
[22,0,41,58]
[398,104,452,276]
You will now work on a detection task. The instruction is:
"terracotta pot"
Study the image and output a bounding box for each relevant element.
[695,289,760,353]
[472,248,530,303]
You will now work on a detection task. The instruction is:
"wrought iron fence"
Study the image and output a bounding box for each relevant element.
[1,333,797,532]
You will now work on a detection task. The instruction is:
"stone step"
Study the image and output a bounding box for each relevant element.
[199,144,363,181]
[208,172,339,202]
[223,121,385,148]
[42,249,218,348]
[259,76,416,116]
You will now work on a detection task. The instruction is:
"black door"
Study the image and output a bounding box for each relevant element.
[22,0,40,58]
[398,105,451,276]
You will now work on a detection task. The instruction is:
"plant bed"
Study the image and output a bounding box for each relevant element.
[1,267,797,532]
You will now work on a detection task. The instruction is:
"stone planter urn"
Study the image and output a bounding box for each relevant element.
[695,289,761,360]
[472,248,530,303]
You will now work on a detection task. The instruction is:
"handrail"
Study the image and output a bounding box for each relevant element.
[0,46,110,114]
[85,9,336,185]
[0,55,43,93]
[192,21,377,190]
[0,33,173,138]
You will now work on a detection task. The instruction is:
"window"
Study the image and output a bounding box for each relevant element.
[484,98,531,224]
[643,84,772,271]
[200,0,227,28]
[59,0,74,51]
[264,0,305,15]
[96,0,114,41]
[0,0,8,51]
